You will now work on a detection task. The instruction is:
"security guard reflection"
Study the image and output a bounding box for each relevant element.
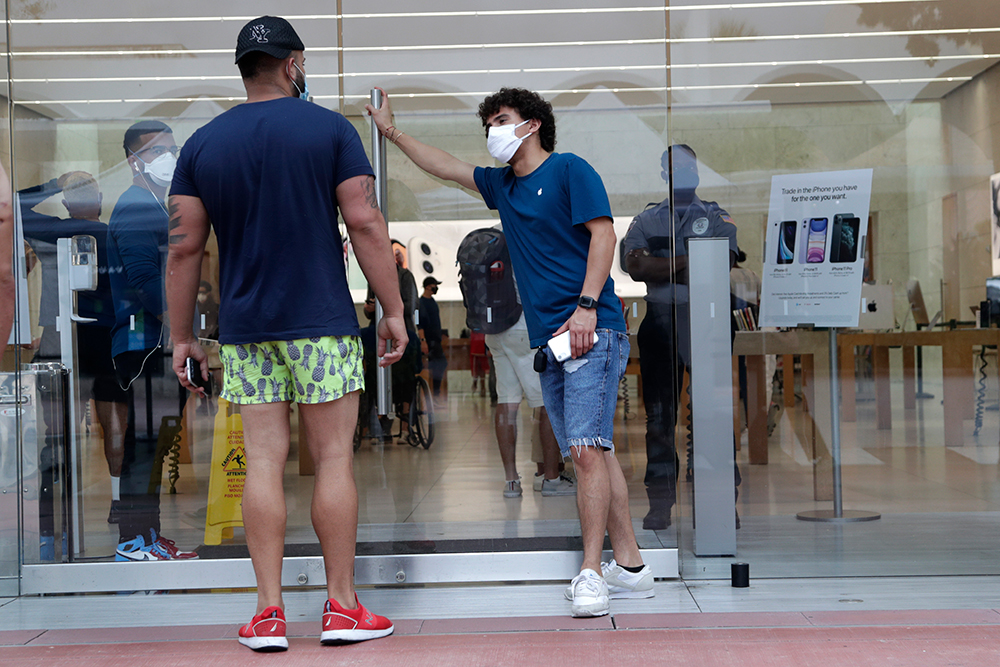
[622,145,741,531]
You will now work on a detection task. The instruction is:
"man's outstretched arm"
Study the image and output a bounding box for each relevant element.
[365,88,479,192]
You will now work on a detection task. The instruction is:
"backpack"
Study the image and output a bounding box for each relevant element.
[456,228,522,334]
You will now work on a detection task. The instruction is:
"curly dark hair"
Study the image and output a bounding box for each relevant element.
[477,88,556,153]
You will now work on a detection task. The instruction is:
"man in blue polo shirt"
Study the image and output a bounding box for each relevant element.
[367,87,651,618]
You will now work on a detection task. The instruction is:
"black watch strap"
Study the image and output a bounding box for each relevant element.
[577,295,597,309]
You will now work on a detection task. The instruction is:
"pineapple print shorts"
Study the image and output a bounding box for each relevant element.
[218,335,364,405]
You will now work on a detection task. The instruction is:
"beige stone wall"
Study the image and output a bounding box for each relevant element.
[941,62,1000,319]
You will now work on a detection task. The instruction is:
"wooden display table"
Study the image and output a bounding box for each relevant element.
[837,329,1000,446]
[734,330,833,500]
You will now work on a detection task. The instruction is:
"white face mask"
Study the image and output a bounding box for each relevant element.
[144,152,177,188]
[487,119,532,163]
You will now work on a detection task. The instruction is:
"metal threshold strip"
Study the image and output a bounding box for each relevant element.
[21,548,677,595]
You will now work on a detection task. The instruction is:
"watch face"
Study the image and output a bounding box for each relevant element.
[579,296,597,309]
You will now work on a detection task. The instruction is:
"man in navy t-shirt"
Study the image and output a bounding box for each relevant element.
[166,15,404,652]
[367,87,650,618]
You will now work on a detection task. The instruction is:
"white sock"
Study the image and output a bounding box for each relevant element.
[111,476,120,501]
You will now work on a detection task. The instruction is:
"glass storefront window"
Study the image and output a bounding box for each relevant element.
[2,1,999,594]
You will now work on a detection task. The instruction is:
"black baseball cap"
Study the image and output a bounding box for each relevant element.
[423,277,442,287]
[235,16,305,64]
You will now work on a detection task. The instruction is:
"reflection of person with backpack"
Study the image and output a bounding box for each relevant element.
[458,227,574,499]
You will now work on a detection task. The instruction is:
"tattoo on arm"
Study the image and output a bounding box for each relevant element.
[167,199,186,244]
[362,176,379,210]
[168,200,182,231]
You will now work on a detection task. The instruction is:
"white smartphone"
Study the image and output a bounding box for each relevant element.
[548,330,599,362]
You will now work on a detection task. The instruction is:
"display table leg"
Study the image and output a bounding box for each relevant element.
[874,344,892,430]
[746,355,768,464]
[942,339,966,447]
[783,355,795,408]
[840,343,856,422]
[902,345,916,410]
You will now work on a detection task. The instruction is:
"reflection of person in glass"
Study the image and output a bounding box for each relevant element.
[166,16,404,651]
[360,239,419,443]
[419,276,447,402]
[197,281,220,340]
[622,145,741,531]
[19,172,129,526]
[107,121,197,561]
[0,162,12,353]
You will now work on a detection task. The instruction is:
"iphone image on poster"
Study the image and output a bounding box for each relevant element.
[798,219,809,263]
[777,220,796,264]
[806,217,828,263]
[830,214,861,263]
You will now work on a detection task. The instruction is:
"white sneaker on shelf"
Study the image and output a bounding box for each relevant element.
[569,568,609,617]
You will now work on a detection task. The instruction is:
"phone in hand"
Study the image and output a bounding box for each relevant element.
[185,357,212,395]
[549,330,599,362]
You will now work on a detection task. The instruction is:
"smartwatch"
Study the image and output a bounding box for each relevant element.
[577,295,597,310]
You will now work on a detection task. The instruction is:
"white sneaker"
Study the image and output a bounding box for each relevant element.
[602,560,654,598]
[564,560,654,600]
[540,475,576,497]
[503,479,522,498]
[533,472,544,492]
[569,569,609,617]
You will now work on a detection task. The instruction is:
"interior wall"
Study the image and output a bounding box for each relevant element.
[942,62,1000,317]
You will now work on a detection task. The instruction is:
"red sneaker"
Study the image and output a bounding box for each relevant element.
[152,534,199,560]
[320,595,394,644]
[238,606,288,652]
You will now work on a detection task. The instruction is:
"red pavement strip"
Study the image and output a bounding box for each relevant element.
[1,625,1000,666]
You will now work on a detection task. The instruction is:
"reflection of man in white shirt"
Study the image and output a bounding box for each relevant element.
[486,228,573,498]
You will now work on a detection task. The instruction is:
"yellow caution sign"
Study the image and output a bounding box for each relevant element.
[204,399,246,545]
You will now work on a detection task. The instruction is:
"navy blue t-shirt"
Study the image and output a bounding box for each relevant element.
[171,97,374,345]
[107,185,168,356]
[473,153,625,347]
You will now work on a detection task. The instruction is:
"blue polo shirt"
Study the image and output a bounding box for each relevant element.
[474,153,625,347]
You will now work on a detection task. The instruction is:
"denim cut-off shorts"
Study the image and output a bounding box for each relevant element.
[538,329,629,458]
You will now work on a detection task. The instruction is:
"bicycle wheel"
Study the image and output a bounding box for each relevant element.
[410,375,435,449]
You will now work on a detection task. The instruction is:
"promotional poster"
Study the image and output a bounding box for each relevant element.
[759,169,874,328]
